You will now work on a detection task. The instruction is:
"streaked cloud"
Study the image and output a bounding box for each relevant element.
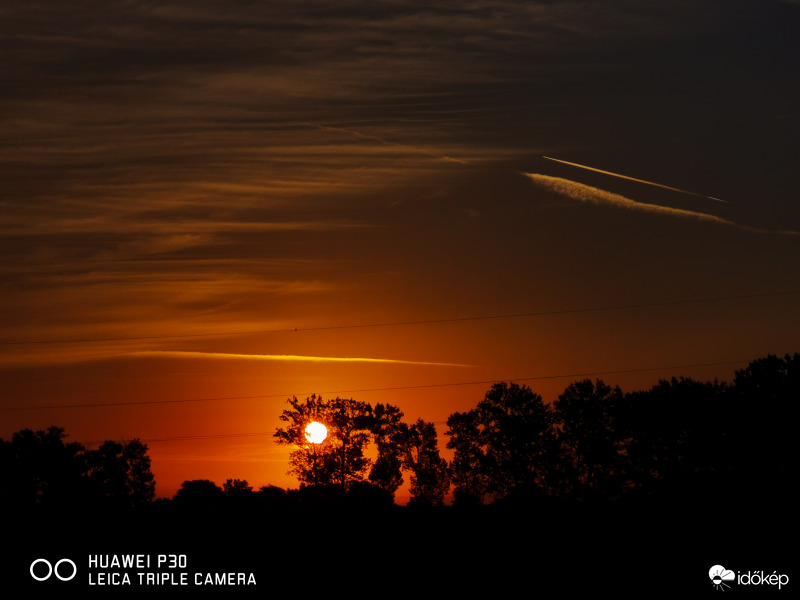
[0,345,471,370]
[524,174,798,235]
[0,217,370,237]
[307,123,471,165]
[129,351,469,367]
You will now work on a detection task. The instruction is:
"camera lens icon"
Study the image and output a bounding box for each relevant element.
[30,558,77,582]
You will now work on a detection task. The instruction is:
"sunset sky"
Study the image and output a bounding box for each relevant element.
[2,0,799,502]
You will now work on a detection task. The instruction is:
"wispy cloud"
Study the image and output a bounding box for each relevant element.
[307,122,471,165]
[524,173,798,235]
[130,350,469,367]
[0,347,470,369]
[0,217,370,237]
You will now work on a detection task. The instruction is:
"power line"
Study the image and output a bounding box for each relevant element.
[94,426,452,446]
[83,431,275,446]
[1,358,750,411]
[0,289,796,347]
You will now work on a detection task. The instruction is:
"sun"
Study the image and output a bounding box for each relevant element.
[304,421,328,444]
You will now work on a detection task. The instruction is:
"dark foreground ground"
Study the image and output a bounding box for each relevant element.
[6,492,795,597]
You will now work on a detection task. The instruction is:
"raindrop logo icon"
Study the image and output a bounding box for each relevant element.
[709,565,735,591]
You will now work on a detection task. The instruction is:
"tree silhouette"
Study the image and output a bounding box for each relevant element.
[615,377,727,498]
[221,478,255,509]
[274,394,335,486]
[86,439,155,507]
[0,427,155,510]
[223,478,253,495]
[475,382,556,498]
[274,395,373,490]
[122,439,156,504]
[327,396,373,489]
[403,419,449,506]
[368,402,406,496]
[445,409,488,505]
[0,426,86,508]
[174,479,223,508]
[552,379,623,500]
[257,484,289,509]
[727,353,798,501]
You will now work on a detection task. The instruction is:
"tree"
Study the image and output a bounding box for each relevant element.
[403,419,449,507]
[122,439,156,504]
[85,438,156,507]
[0,426,86,508]
[327,396,373,489]
[275,394,336,486]
[727,353,799,501]
[615,377,726,497]
[86,441,127,503]
[445,409,488,505]
[223,478,253,494]
[174,479,223,508]
[274,395,373,490]
[476,382,556,498]
[257,484,289,509]
[552,379,623,500]
[732,353,799,402]
[220,478,255,509]
[368,403,406,496]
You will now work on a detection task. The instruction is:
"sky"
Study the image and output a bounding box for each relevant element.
[2,0,799,502]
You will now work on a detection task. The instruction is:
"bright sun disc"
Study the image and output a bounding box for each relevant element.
[304,421,327,444]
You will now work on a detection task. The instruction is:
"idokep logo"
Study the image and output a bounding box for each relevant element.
[709,565,735,591]
[709,564,790,591]
[30,558,77,582]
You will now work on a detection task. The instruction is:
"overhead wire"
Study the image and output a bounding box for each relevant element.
[1,358,750,411]
[0,289,797,347]
[1,290,789,445]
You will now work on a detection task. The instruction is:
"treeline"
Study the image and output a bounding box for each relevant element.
[447,363,796,507]
[0,429,154,510]
[268,352,797,508]
[1,352,796,511]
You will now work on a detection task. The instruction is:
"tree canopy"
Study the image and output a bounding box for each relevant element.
[0,427,156,510]
[273,395,449,505]
[274,395,373,490]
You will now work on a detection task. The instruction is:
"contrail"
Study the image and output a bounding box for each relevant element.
[542,156,726,203]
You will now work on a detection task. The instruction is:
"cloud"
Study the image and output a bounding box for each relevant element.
[0,346,470,370]
[306,122,471,165]
[129,350,469,367]
[0,216,370,237]
[524,173,799,235]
